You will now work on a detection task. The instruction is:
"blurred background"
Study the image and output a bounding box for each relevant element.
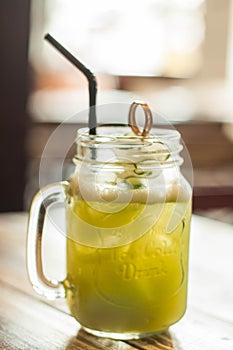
[0,0,232,222]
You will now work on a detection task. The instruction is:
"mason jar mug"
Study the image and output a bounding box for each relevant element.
[27,125,192,340]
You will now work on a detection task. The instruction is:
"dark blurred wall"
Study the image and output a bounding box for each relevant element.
[0,0,30,211]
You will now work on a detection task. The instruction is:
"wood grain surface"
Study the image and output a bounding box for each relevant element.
[0,213,233,349]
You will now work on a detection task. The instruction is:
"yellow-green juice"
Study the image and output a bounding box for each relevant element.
[65,198,191,337]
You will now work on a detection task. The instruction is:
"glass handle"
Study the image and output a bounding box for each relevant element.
[27,181,68,300]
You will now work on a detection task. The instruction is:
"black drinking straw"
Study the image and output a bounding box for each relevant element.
[44,33,97,135]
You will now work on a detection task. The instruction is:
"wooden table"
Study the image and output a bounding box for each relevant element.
[0,213,233,349]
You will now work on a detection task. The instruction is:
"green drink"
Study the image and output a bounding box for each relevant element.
[65,198,191,337]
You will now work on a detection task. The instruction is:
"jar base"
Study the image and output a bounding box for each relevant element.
[82,326,165,340]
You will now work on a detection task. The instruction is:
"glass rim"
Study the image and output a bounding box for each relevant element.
[75,124,183,167]
[76,124,180,143]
